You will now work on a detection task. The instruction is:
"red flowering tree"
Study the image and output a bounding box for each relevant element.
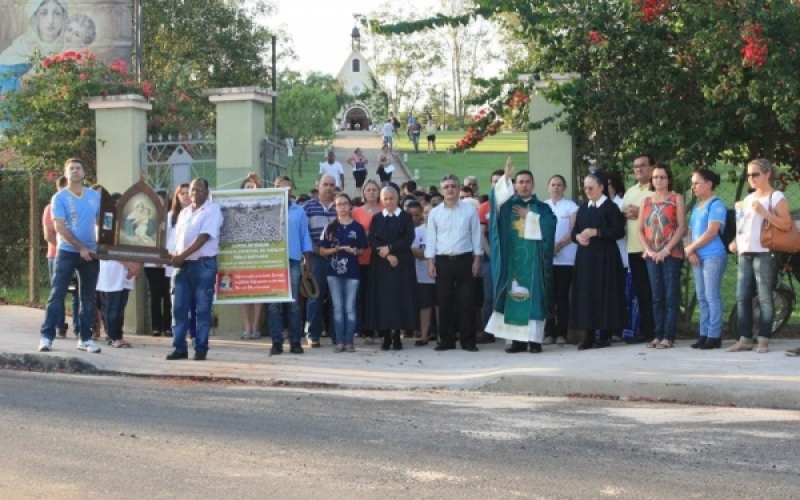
[451,106,505,153]
[0,50,210,178]
[382,0,800,171]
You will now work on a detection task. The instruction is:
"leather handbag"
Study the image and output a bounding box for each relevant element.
[760,192,800,253]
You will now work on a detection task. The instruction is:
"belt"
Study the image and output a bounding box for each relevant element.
[187,256,216,262]
[436,252,472,260]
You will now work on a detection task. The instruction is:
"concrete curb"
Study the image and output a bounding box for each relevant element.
[478,376,800,410]
[4,351,799,410]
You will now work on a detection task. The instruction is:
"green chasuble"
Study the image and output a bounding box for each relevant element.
[489,192,556,327]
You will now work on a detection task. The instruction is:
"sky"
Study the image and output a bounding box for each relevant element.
[266,0,440,76]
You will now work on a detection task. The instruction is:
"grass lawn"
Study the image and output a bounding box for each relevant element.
[290,132,529,195]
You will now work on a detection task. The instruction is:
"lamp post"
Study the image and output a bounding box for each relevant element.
[134,0,143,82]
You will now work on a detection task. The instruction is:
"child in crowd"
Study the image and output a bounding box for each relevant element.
[319,193,367,353]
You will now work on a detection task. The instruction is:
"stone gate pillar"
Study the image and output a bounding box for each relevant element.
[206,87,275,334]
[88,94,152,334]
[522,74,578,200]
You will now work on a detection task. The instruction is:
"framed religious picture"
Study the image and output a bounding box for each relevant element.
[95,179,172,264]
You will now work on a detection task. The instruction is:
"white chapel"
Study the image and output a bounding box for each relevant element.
[336,26,383,131]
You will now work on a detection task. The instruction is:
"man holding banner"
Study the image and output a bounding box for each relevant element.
[167,178,223,361]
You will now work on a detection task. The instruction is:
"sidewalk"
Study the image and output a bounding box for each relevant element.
[2,305,799,409]
[332,131,411,198]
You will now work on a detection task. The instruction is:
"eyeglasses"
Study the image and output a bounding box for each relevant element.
[746,172,762,178]
[441,184,458,190]
[651,175,668,180]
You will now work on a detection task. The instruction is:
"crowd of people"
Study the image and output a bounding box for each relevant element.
[36,154,800,360]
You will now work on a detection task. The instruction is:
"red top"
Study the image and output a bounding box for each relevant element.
[42,204,56,259]
[641,193,684,259]
[478,200,490,225]
[352,205,382,265]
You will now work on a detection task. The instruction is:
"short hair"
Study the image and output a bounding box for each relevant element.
[463,175,478,186]
[635,153,656,166]
[403,180,417,192]
[460,186,473,195]
[514,170,534,182]
[56,175,68,189]
[404,199,422,211]
[692,168,720,189]
[274,175,293,187]
[63,158,85,171]
[490,169,504,180]
[440,174,459,185]
[193,178,210,190]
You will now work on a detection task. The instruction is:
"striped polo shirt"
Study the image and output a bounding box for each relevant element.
[303,198,336,244]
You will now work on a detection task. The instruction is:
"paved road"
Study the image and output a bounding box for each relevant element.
[332,131,411,198]
[1,372,798,499]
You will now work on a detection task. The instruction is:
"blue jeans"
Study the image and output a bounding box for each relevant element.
[305,254,330,341]
[48,257,79,332]
[736,252,778,339]
[268,260,302,345]
[327,276,359,345]
[411,133,420,152]
[40,251,99,342]
[692,254,727,339]
[171,258,217,354]
[481,258,493,329]
[103,289,130,341]
[646,256,682,341]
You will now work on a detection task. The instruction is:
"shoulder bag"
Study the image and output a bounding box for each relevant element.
[760,192,800,253]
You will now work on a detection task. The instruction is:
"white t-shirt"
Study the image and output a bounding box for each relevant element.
[382,122,394,137]
[413,225,434,284]
[735,190,786,253]
[96,260,127,292]
[319,161,344,188]
[546,198,578,266]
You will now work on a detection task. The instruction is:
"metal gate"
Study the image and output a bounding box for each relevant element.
[140,134,217,192]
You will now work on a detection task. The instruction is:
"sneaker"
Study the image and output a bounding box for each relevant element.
[289,343,304,354]
[77,339,102,353]
[166,350,188,360]
[542,336,554,345]
[334,344,345,353]
[345,344,356,353]
[307,339,321,348]
[38,338,52,352]
[556,336,566,345]
[270,344,283,355]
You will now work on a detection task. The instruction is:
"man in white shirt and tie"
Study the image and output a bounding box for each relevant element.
[425,174,483,352]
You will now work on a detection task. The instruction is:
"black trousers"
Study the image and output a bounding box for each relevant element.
[545,265,573,338]
[628,252,654,339]
[145,267,172,333]
[435,254,476,348]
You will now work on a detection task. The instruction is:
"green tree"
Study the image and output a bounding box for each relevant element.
[142,0,284,91]
[373,0,800,171]
[273,72,346,143]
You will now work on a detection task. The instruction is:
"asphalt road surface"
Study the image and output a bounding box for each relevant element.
[1,371,798,500]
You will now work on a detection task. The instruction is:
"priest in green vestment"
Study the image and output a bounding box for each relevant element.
[485,159,557,353]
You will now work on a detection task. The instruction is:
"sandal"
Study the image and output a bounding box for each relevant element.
[647,339,660,348]
[240,332,252,340]
[727,341,753,352]
[414,339,429,346]
[757,340,769,354]
[656,339,673,349]
[111,339,132,348]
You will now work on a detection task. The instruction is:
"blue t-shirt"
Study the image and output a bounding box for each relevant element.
[51,187,101,253]
[690,197,727,260]
[320,220,367,280]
